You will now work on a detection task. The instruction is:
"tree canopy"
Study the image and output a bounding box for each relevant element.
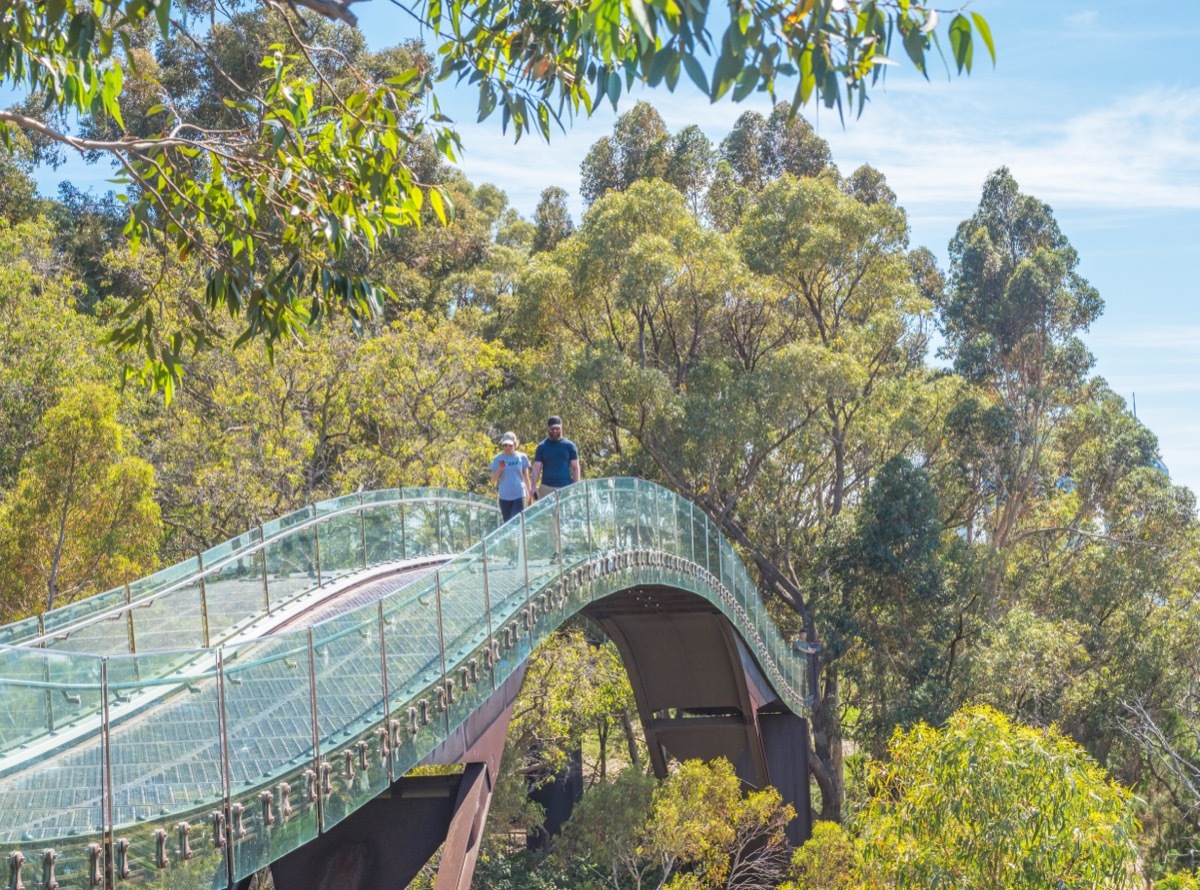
[1,0,992,389]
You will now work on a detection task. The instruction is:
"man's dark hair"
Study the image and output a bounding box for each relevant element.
[547,416,563,427]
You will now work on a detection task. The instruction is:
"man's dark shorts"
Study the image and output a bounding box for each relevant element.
[499,497,525,522]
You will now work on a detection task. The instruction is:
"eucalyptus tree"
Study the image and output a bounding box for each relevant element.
[0,217,114,490]
[532,186,575,254]
[0,385,161,619]
[939,167,1103,594]
[859,706,1140,890]
[720,103,832,191]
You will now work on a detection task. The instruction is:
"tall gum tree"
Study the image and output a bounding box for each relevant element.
[0,384,161,620]
[938,167,1104,608]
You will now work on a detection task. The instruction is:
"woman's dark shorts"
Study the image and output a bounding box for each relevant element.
[499,497,525,522]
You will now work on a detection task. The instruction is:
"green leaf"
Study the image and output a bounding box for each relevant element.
[155,0,171,40]
[710,47,741,100]
[902,25,928,77]
[732,64,758,101]
[429,187,448,225]
[971,12,996,65]
[628,0,654,40]
[606,71,622,109]
[948,14,973,74]
[682,54,709,94]
[385,68,421,88]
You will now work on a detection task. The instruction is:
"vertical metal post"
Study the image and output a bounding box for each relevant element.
[378,602,394,784]
[124,584,136,655]
[520,512,532,650]
[216,648,234,885]
[39,614,52,733]
[657,484,667,554]
[480,539,495,690]
[717,524,723,593]
[197,552,211,649]
[583,481,594,603]
[312,506,323,588]
[434,498,443,553]
[307,629,324,831]
[634,480,641,550]
[399,499,408,561]
[433,572,450,733]
[359,492,368,571]
[100,657,115,886]
[556,491,564,596]
[258,524,271,617]
[705,515,712,581]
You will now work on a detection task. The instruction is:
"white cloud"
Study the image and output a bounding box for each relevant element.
[1089,325,1200,351]
[1065,10,1099,29]
[445,84,1200,222]
[819,87,1200,213]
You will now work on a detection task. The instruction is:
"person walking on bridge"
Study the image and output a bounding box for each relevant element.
[491,431,533,522]
[531,416,580,500]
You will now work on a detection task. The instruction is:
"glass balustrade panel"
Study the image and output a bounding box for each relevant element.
[106,649,227,889]
[130,584,206,653]
[655,484,678,557]
[522,499,560,639]
[631,479,655,551]
[436,559,490,731]
[586,479,617,557]
[381,582,449,775]
[50,603,131,656]
[310,605,389,832]
[363,499,403,567]
[400,497,440,559]
[552,485,591,621]
[317,510,365,586]
[203,549,269,646]
[0,614,40,646]
[41,587,128,644]
[0,648,105,890]
[441,501,471,555]
[262,524,320,608]
[260,505,314,543]
[612,478,637,555]
[479,519,530,677]
[221,631,320,883]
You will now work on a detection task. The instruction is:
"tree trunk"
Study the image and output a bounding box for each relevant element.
[809,661,844,822]
[621,708,641,768]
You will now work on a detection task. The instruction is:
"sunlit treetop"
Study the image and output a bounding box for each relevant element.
[0,0,993,396]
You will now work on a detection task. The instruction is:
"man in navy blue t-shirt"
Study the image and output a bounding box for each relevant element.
[531,415,580,500]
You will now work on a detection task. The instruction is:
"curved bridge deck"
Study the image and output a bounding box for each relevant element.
[0,480,809,890]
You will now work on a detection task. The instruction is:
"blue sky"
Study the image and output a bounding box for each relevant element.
[28,1,1200,492]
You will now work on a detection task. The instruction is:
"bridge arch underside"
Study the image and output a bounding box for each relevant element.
[263,584,810,890]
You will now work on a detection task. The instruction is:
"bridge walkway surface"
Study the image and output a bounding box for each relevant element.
[0,480,812,890]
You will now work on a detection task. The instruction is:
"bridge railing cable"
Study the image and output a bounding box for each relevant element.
[0,479,807,890]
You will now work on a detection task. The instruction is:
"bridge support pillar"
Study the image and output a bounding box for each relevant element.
[759,711,812,846]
